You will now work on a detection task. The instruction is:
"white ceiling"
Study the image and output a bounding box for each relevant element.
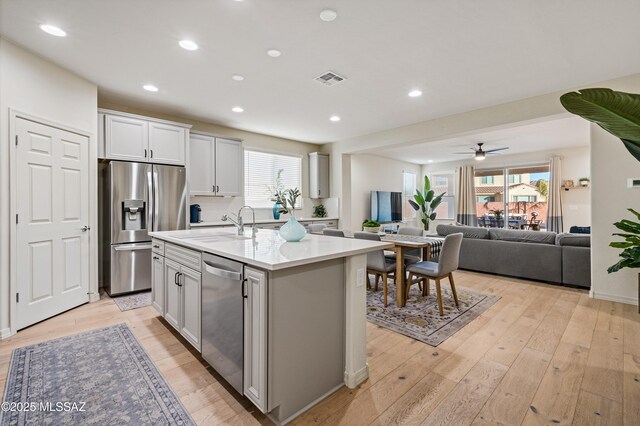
[362,116,590,164]
[1,0,639,144]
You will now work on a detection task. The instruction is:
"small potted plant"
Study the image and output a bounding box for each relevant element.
[312,203,327,218]
[274,188,306,242]
[362,220,381,233]
[579,177,590,187]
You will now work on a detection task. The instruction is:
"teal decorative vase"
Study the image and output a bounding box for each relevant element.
[279,216,306,242]
[273,203,282,220]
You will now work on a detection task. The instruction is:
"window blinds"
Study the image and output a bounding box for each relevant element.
[244,150,302,208]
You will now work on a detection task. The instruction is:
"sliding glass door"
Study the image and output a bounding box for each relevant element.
[474,165,550,230]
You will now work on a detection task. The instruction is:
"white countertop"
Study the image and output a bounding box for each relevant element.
[190,217,339,228]
[149,228,392,271]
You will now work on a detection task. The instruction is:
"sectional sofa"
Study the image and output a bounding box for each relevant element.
[436,224,591,289]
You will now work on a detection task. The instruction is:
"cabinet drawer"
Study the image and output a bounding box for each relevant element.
[313,220,337,229]
[165,243,201,271]
[152,239,165,255]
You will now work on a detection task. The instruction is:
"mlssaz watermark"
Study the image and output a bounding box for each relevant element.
[1,401,87,412]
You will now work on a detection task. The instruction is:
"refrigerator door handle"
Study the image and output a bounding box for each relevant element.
[114,243,153,251]
[152,168,159,232]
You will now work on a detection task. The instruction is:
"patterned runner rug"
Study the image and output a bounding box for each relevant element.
[0,323,194,425]
[112,291,152,312]
[367,280,500,346]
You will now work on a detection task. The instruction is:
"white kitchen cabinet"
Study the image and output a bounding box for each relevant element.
[149,122,186,165]
[161,244,202,351]
[180,266,201,350]
[309,152,330,199]
[105,114,149,162]
[164,258,181,331]
[244,266,267,412]
[189,132,243,197]
[100,109,190,165]
[151,254,165,315]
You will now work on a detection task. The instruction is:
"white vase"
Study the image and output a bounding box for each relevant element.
[279,216,306,242]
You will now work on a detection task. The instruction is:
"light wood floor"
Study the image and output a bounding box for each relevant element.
[1,271,639,425]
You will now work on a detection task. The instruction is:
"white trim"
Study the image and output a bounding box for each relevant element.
[98,108,192,129]
[188,129,242,143]
[589,289,637,306]
[0,328,12,340]
[344,364,370,388]
[9,109,97,334]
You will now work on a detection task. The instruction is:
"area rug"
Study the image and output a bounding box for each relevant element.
[0,323,194,426]
[367,280,500,346]
[113,291,152,311]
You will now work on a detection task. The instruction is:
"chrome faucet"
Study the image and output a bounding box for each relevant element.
[221,205,257,238]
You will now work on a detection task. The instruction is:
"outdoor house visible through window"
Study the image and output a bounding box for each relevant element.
[244,150,302,209]
[429,172,455,220]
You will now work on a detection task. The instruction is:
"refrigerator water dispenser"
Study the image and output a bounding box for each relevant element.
[122,199,146,231]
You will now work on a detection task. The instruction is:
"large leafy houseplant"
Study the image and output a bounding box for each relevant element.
[408,176,445,231]
[560,88,640,274]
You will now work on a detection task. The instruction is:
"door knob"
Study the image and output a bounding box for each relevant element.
[81,225,90,232]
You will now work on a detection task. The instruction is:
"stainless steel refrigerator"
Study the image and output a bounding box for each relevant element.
[101,161,187,296]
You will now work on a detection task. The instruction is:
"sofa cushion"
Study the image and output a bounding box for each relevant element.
[488,228,557,245]
[556,233,591,247]
[436,224,489,239]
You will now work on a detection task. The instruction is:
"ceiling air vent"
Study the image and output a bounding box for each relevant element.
[314,71,346,87]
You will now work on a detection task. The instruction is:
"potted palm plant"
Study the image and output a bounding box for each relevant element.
[408,176,445,232]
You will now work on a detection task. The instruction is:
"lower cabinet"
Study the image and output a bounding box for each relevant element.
[244,266,268,412]
[160,246,202,352]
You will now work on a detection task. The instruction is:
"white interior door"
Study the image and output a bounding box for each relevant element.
[15,117,90,330]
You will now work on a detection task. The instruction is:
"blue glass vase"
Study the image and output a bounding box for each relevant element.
[279,216,307,242]
[272,203,282,220]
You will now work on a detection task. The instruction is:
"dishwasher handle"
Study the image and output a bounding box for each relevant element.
[203,261,242,281]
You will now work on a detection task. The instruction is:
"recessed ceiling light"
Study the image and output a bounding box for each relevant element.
[143,84,159,92]
[179,40,199,51]
[427,160,434,163]
[40,24,66,37]
[267,49,281,58]
[408,90,422,97]
[232,106,244,113]
[329,115,341,122]
[232,75,245,81]
[320,9,338,22]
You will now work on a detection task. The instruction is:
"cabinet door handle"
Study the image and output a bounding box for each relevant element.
[150,149,153,158]
[177,273,183,287]
[153,256,159,260]
[242,278,248,299]
[216,185,220,193]
[144,149,147,158]
[174,271,179,285]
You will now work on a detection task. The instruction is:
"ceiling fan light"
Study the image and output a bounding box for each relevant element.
[475,152,486,160]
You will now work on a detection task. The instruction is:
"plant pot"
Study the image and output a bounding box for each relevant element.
[363,226,380,233]
[279,216,306,242]
[579,180,590,187]
[272,203,282,220]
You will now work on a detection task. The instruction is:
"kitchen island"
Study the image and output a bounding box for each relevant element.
[148,228,392,425]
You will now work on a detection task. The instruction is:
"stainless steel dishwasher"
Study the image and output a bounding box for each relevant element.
[201,253,244,394]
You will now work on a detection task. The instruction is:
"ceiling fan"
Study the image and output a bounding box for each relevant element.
[454,142,509,161]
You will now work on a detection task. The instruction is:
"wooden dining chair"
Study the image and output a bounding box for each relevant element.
[405,233,463,316]
[354,232,396,307]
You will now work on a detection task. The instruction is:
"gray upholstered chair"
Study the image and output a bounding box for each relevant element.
[354,232,396,307]
[308,223,327,233]
[385,226,423,265]
[323,229,345,237]
[405,233,463,316]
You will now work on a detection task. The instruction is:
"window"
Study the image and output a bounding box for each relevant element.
[429,172,455,220]
[513,195,537,202]
[402,171,416,219]
[244,150,302,208]
[481,176,494,184]
[476,196,496,202]
[508,174,521,184]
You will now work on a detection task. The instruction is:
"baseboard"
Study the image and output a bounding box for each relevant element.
[0,328,13,340]
[344,363,369,389]
[590,290,638,306]
[88,292,100,303]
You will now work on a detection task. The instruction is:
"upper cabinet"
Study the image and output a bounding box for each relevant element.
[309,152,330,199]
[189,132,243,197]
[99,109,190,165]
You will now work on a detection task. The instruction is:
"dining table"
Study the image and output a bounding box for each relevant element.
[335,231,445,307]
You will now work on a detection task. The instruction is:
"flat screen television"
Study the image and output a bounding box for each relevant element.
[370,191,403,222]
